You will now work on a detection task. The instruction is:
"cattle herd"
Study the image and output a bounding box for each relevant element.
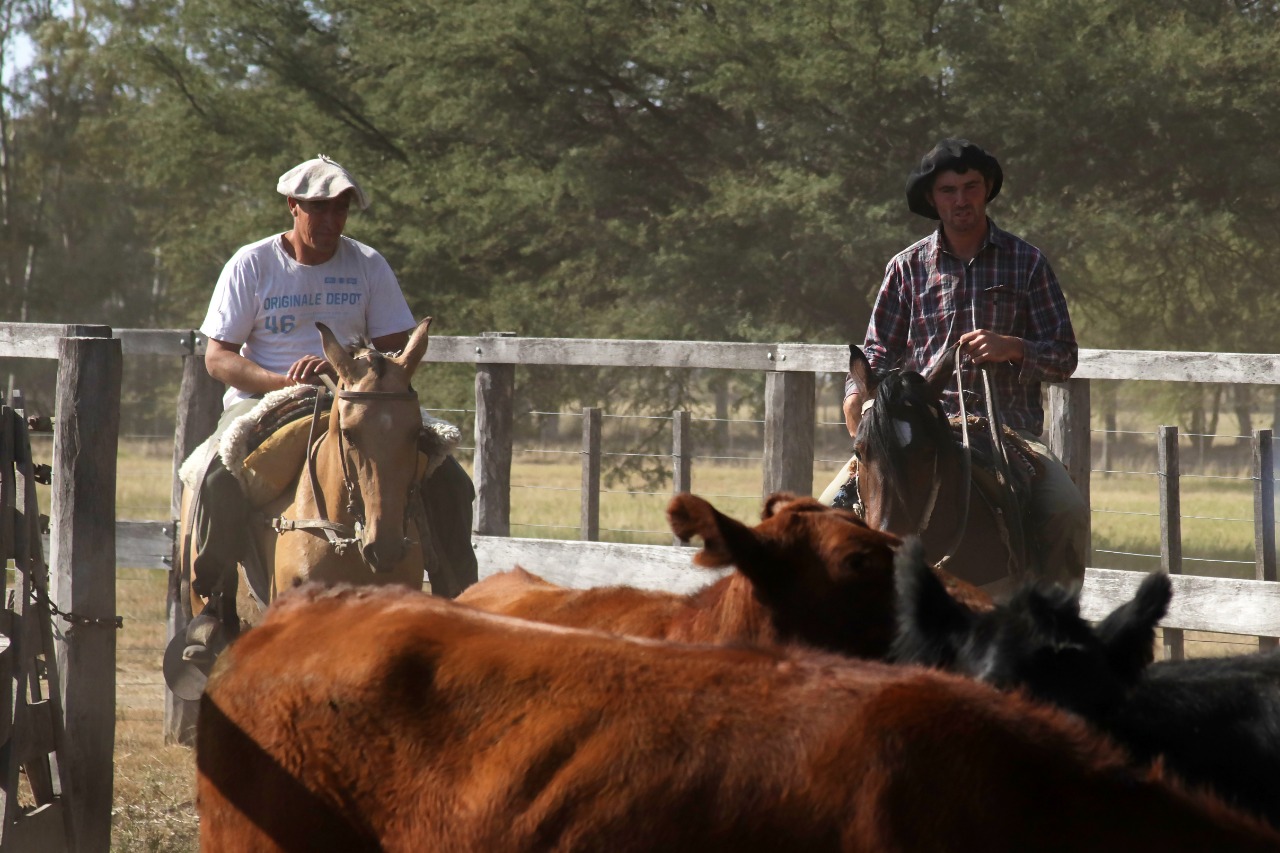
[194,493,1280,852]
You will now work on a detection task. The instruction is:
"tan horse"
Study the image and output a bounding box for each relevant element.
[250,317,434,594]
[168,318,437,698]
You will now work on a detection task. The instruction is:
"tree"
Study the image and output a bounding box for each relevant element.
[5,0,1272,350]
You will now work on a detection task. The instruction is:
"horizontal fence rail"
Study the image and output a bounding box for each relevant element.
[7,323,1280,382]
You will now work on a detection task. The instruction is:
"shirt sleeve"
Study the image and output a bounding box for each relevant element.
[363,251,416,340]
[199,250,258,346]
[846,259,911,398]
[1017,255,1078,384]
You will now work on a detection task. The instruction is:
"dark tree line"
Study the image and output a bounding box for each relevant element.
[4,0,1280,436]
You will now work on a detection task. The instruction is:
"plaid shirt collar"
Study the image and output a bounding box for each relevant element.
[926,217,1012,262]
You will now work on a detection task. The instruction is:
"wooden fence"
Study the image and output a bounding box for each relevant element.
[0,325,121,853]
[2,324,1279,752]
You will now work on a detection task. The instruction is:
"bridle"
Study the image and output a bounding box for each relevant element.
[857,348,1014,571]
[270,377,422,568]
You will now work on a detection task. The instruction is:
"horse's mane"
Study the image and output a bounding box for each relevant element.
[858,368,956,507]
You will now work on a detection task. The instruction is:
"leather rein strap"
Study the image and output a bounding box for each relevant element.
[929,347,973,570]
[931,349,1017,573]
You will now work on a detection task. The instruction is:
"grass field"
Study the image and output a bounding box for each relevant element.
[57,434,1276,850]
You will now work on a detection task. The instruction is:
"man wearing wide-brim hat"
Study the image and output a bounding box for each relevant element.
[187,155,478,648]
[823,138,1088,589]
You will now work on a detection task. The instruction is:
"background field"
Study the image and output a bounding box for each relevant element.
[95,420,1277,850]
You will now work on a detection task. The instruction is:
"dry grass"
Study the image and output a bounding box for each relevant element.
[113,568,199,852]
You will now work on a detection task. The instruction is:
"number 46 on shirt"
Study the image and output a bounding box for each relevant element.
[265,315,297,334]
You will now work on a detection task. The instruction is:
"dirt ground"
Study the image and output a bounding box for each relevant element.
[112,569,200,852]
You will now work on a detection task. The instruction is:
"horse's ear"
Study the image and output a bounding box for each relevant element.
[848,344,876,398]
[317,322,359,383]
[1095,571,1171,684]
[923,344,959,398]
[391,317,432,378]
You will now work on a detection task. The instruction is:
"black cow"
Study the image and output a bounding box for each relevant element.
[892,536,1280,828]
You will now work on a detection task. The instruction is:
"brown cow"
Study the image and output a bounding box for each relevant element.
[457,492,989,659]
[198,584,1280,853]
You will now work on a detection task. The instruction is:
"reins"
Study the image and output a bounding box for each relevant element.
[929,347,972,571]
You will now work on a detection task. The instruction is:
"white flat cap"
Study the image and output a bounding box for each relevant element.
[276,154,370,210]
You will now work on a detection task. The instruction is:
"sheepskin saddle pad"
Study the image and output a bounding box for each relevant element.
[178,385,460,509]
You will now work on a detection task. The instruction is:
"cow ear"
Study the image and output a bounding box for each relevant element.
[848,344,877,399]
[924,344,959,399]
[761,493,800,519]
[391,317,432,379]
[889,536,974,667]
[1095,571,1172,682]
[317,322,359,386]
[668,493,766,570]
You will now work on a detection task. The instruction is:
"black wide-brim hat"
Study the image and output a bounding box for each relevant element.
[905,138,1003,219]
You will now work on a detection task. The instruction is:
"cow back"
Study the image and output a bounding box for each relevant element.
[198,585,1280,853]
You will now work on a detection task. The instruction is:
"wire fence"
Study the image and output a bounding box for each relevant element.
[421,407,1280,561]
[96,398,1280,562]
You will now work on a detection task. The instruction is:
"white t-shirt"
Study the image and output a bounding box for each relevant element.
[200,233,416,407]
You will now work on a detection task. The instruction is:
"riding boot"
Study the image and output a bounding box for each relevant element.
[419,455,478,598]
[192,462,251,599]
[1018,433,1089,589]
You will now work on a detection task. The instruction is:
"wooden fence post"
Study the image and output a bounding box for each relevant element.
[1157,425,1184,662]
[581,407,601,541]
[165,351,223,745]
[474,333,515,536]
[1047,378,1092,562]
[1254,429,1277,652]
[672,410,691,546]
[50,333,120,853]
[763,368,814,497]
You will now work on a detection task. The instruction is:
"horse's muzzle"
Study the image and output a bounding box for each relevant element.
[361,535,406,573]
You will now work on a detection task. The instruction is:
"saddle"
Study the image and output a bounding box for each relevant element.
[948,415,1043,576]
[949,416,1041,511]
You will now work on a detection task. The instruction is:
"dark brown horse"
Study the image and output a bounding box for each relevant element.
[845,343,1031,593]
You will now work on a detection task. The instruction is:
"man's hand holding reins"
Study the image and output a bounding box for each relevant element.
[959,330,1024,366]
[284,354,336,386]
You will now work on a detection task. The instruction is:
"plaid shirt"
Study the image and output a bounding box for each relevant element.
[847,219,1077,436]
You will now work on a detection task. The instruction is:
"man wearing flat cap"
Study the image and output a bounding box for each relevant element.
[829,138,1088,588]
[189,156,478,637]
[202,155,402,400]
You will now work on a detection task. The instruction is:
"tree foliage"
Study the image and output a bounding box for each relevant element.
[5,0,1280,356]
